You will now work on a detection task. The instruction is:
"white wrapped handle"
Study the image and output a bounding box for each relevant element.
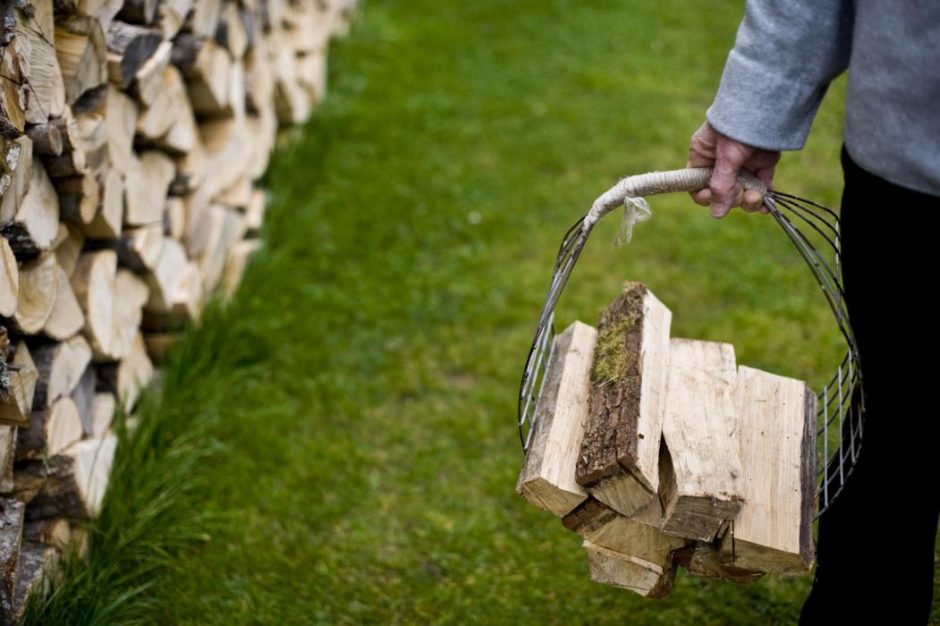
[585,167,768,241]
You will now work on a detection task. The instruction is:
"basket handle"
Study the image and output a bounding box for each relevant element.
[586,167,767,226]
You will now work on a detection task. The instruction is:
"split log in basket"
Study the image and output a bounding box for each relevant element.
[0,0,359,618]
[517,283,819,598]
[575,282,672,518]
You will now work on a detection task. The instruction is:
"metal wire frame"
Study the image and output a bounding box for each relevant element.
[517,190,865,517]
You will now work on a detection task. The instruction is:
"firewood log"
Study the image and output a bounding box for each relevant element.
[14,9,67,125]
[718,366,817,574]
[216,1,248,59]
[16,396,83,461]
[116,0,159,25]
[2,156,61,255]
[135,66,185,143]
[189,0,222,38]
[105,86,137,176]
[13,253,59,335]
[96,332,152,411]
[16,433,117,520]
[23,518,70,551]
[673,541,763,584]
[164,197,185,240]
[30,335,93,409]
[70,366,96,438]
[143,236,185,311]
[576,283,672,517]
[124,150,174,225]
[82,168,123,239]
[116,224,163,272]
[70,250,117,360]
[0,240,17,318]
[110,269,149,359]
[42,267,86,340]
[26,123,63,157]
[0,137,31,226]
[55,16,108,105]
[0,342,38,427]
[582,540,676,599]
[86,391,114,437]
[516,321,594,517]
[222,238,259,296]
[0,427,15,493]
[53,224,84,277]
[55,170,100,224]
[563,496,687,569]
[659,339,744,542]
[105,20,162,91]
[155,0,192,38]
[132,40,172,105]
[244,188,265,235]
[12,540,58,621]
[0,498,24,618]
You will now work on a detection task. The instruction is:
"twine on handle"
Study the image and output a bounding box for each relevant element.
[585,167,768,243]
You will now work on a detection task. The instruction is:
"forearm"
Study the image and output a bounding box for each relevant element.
[706,0,854,151]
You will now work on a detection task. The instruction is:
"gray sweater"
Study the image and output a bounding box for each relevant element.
[707,0,940,196]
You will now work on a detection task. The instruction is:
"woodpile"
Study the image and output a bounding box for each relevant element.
[517,282,817,598]
[0,0,357,619]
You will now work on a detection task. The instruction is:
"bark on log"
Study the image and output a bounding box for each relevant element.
[0,342,38,427]
[16,433,117,520]
[0,497,24,619]
[576,283,672,517]
[105,20,162,90]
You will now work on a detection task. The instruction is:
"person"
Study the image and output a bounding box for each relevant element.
[686,1,939,624]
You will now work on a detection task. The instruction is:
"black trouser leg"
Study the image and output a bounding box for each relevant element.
[799,146,939,625]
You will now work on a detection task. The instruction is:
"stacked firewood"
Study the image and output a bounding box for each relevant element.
[517,282,817,597]
[0,0,356,618]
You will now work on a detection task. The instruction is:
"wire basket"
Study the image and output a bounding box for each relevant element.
[517,168,865,518]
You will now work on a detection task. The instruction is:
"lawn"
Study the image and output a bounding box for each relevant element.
[26,0,936,624]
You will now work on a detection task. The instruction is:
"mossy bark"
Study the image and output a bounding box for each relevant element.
[576,283,647,486]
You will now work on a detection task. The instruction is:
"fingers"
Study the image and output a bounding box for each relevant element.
[690,188,710,207]
[687,122,717,167]
[741,189,763,212]
[709,150,743,218]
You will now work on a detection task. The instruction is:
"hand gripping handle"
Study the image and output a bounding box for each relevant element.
[585,167,767,227]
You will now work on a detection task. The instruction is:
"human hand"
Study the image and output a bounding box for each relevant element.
[687,121,780,218]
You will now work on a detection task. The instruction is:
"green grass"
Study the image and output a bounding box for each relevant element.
[24,0,936,624]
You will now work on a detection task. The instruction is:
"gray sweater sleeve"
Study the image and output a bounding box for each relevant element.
[706,0,854,151]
